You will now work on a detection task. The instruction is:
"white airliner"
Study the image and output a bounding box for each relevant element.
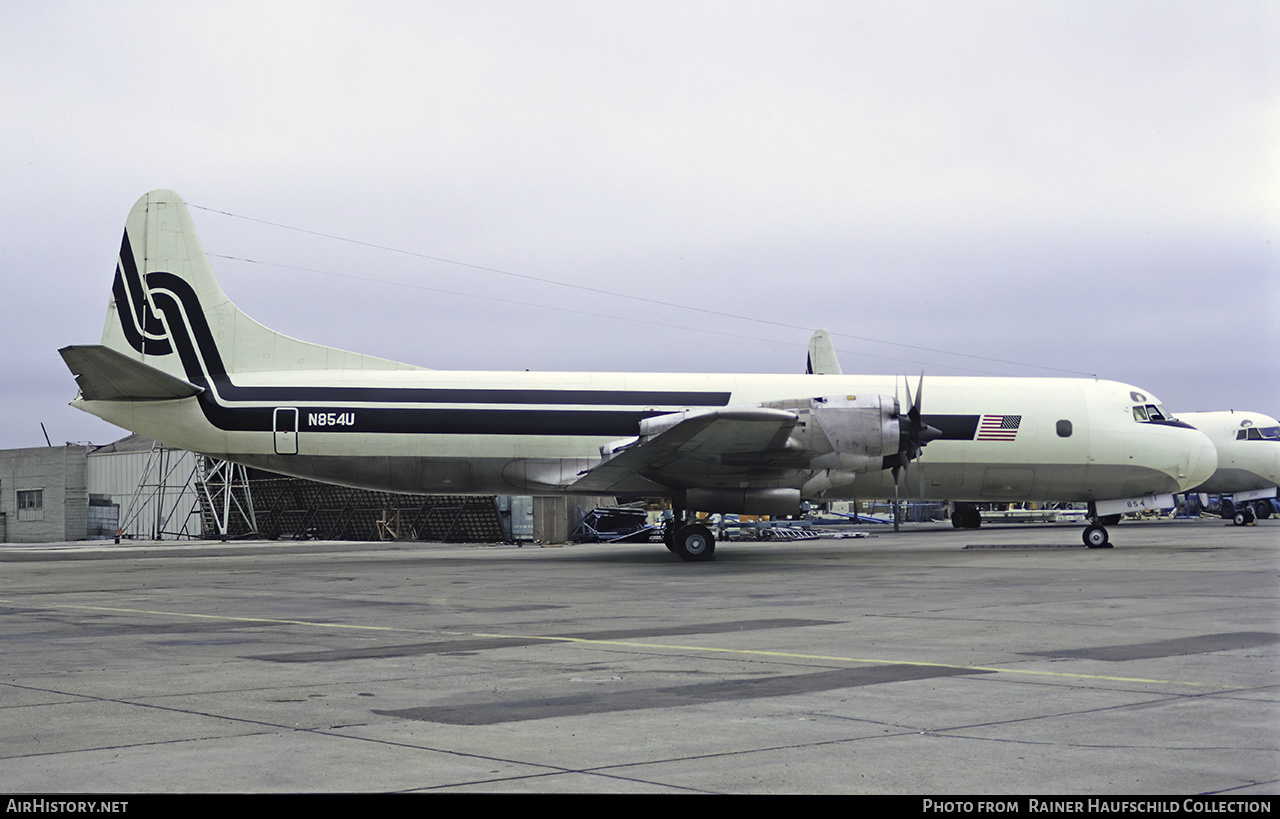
[1180,411,1279,525]
[60,190,1217,559]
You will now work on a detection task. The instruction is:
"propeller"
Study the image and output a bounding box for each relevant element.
[888,374,941,532]
[889,373,943,490]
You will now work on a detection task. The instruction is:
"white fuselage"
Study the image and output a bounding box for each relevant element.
[1180,410,1280,495]
[75,368,1218,503]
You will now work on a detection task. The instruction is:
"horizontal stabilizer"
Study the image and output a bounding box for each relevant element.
[59,345,204,401]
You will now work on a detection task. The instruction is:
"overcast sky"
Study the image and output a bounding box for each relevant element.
[2,1,1276,450]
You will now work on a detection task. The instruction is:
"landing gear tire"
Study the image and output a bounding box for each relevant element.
[951,505,981,529]
[1220,499,1235,520]
[1083,524,1111,548]
[1255,501,1272,520]
[673,524,715,562]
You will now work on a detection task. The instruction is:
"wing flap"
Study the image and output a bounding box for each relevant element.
[59,345,204,401]
[570,407,799,493]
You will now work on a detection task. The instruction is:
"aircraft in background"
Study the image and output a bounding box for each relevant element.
[61,190,1217,560]
[1180,410,1279,525]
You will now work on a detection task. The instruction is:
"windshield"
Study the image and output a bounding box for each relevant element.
[1132,404,1174,423]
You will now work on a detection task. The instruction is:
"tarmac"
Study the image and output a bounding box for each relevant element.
[0,516,1275,794]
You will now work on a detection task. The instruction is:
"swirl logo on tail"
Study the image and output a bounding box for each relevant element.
[111,231,173,357]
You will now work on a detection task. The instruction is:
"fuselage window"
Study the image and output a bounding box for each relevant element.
[1056,419,1072,437]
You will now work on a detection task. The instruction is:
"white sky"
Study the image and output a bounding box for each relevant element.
[2,0,1277,449]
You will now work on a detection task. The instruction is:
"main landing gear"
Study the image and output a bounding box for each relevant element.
[663,512,716,562]
[950,503,981,529]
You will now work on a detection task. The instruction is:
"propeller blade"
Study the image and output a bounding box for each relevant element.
[889,372,938,492]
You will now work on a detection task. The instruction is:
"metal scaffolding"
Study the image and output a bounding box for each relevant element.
[115,442,203,541]
[198,457,258,540]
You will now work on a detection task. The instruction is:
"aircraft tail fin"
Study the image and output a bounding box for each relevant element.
[806,329,843,375]
[98,189,422,389]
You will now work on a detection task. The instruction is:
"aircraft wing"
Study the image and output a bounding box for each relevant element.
[59,345,204,401]
[569,406,801,493]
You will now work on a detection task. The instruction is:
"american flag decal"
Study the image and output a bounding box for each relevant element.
[976,414,1021,441]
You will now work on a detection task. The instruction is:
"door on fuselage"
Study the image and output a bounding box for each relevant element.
[274,407,299,455]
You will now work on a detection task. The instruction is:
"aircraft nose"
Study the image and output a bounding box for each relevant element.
[1266,445,1280,485]
[1180,430,1218,492]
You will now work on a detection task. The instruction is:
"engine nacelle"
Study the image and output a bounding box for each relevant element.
[807,394,900,473]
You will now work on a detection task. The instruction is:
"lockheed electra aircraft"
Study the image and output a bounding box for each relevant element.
[61,190,1217,560]
[1181,410,1279,525]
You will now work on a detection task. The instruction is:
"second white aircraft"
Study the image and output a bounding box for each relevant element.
[1180,410,1279,525]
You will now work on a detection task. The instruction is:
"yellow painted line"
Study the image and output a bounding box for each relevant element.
[0,599,415,633]
[471,632,1231,688]
[0,598,1231,688]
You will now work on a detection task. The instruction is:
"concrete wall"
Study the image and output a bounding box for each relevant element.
[0,445,90,543]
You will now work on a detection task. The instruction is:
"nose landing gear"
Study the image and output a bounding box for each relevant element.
[1082,523,1112,548]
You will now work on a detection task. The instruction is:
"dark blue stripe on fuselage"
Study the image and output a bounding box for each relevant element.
[137,266,729,436]
[922,414,980,441]
[203,379,734,407]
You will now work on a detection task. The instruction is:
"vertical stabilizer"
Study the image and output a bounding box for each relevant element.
[100,189,422,385]
[806,329,843,375]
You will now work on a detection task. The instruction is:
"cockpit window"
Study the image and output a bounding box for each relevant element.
[1237,426,1280,441]
[1132,404,1172,423]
